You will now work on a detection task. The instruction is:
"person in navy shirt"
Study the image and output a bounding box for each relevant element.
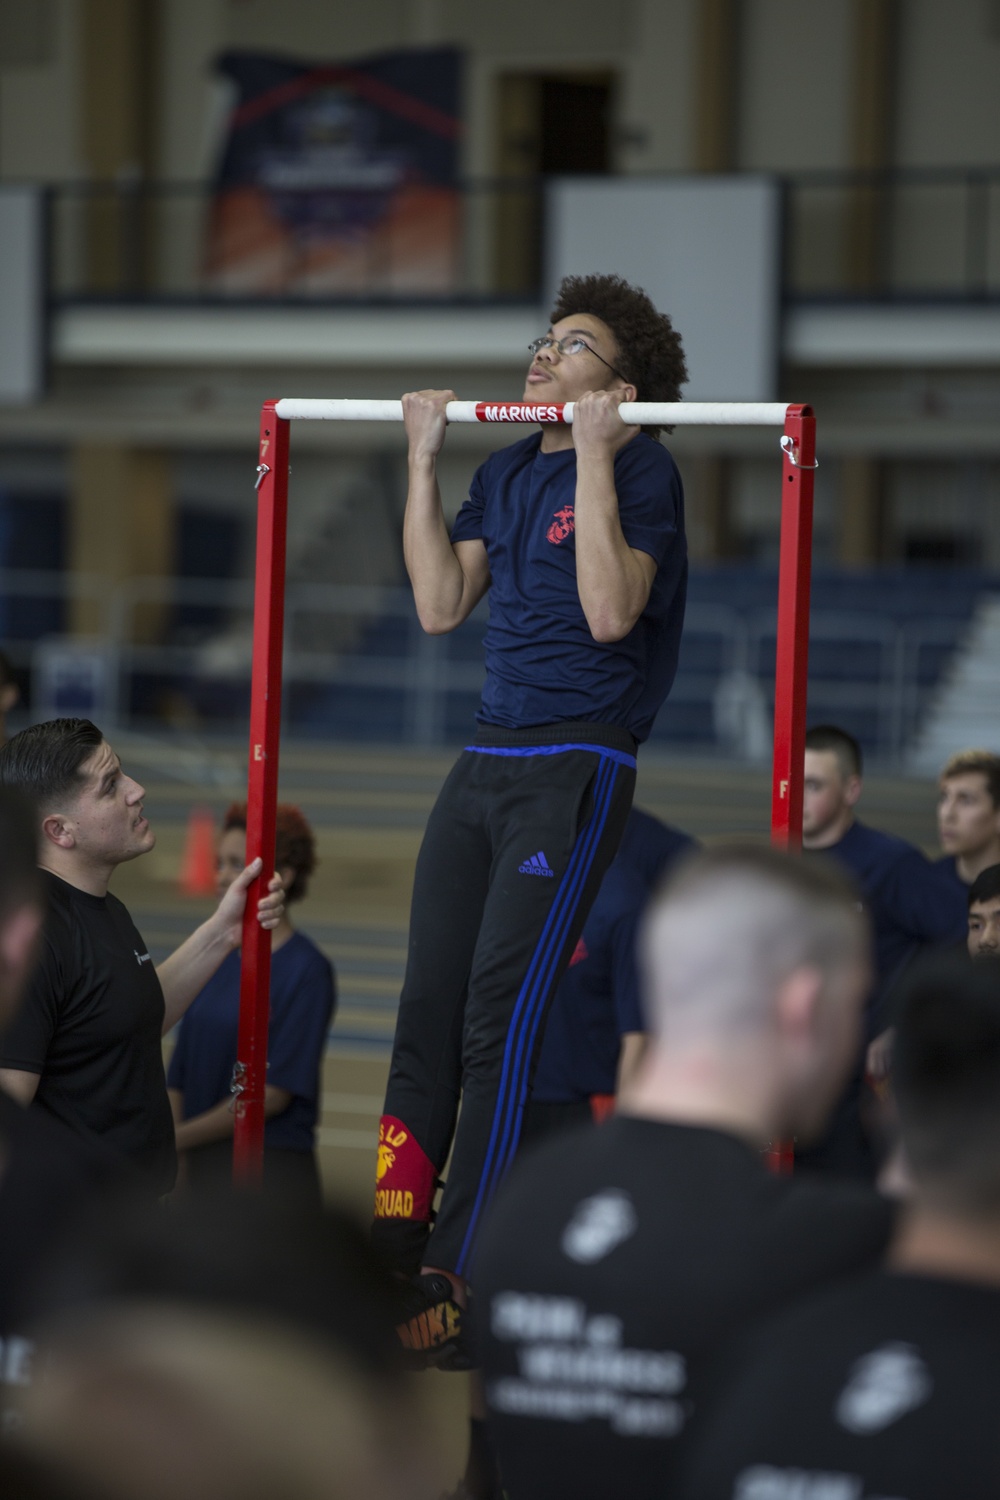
[373,273,688,1362]
[935,748,1000,898]
[800,724,966,1177]
[527,808,697,1129]
[168,802,335,1203]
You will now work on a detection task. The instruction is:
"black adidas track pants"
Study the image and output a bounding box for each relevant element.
[372,721,636,1280]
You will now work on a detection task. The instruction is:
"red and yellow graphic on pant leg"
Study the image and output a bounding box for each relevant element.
[374,1115,437,1219]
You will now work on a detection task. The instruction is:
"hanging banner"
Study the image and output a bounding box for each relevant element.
[205,47,462,295]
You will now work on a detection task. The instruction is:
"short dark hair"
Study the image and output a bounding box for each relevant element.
[0,787,42,919]
[222,802,317,904]
[969,863,1000,909]
[805,724,862,779]
[0,718,104,814]
[894,954,1000,1213]
[0,648,16,690]
[549,273,688,438]
[941,749,1000,809]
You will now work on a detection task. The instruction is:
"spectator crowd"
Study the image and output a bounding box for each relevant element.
[0,712,998,1500]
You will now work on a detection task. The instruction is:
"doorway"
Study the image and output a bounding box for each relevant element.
[493,71,615,295]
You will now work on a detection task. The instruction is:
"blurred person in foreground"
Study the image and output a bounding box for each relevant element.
[168,802,335,1204]
[800,724,966,1178]
[11,1187,434,1500]
[474,845,894,1500]
[936,748,1000,896]
[9,1305,432,1500]
[676,955,1000,1500]
[967,863,1000,958]
[0,718,283,1196]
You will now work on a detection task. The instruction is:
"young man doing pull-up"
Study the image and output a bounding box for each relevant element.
[372,274,688,1361]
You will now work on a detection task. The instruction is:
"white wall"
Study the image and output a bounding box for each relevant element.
[546,176,782,401]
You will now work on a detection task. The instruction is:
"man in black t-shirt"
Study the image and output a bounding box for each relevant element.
[0,718,283,1195]
[474,845,894,1500]
[677,954,1000,1500]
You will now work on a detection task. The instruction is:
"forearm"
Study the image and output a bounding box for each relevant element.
[158,918,238,1034]
[0,1067,40,1105]
[574,452,651,641]
[403,456,473,632]
[616,1032,649,1094]
[174,1086,292,1151]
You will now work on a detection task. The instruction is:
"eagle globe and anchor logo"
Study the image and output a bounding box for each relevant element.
[374,1120,414,1218]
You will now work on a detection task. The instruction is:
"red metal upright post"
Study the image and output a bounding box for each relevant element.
[771,404,817,851]
[766,404,816,1176]
[233,402,290,1182]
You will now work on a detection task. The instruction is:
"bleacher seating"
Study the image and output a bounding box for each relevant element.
[287,566,989,762]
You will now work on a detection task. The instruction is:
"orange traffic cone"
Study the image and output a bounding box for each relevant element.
[179,805,217,896]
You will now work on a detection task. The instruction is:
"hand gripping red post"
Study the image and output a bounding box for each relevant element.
[233,402,289,1182]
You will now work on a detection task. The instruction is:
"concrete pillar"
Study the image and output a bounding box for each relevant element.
[688,455,737,561]
[69,445,172,643]
[79,0,159,291]
[845,0,898,290]
[838,455,885,565]
[694,0,740,173]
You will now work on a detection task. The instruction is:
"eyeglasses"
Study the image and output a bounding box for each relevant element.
[528,335,625,383]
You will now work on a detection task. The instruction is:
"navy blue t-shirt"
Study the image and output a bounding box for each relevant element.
[934,852,969,903]
[810,821,967,1032]
[451,431,687,742]
[531,810,696,1102]
[167,932,335,1152]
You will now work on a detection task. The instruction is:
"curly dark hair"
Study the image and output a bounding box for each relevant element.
[223,801,317,904]
[550,273,687,438]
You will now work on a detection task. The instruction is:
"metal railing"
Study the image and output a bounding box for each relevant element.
[38,165,1000,304]
[0,569,968,764]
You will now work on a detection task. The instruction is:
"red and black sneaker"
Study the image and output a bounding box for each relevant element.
[395,1272,472,1370]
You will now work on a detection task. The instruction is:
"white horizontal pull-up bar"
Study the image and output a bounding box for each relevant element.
[273,398,794,426]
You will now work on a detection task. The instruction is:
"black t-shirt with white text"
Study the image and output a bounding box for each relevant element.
[474,1116,894,1500]
[0,872,176,1194]
[676,1269,1000,1500]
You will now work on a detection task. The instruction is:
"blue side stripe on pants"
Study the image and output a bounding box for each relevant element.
[491,760,618,1169]
[455,753,621,1274]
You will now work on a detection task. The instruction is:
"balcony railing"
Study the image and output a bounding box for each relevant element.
[37,166,1000,305]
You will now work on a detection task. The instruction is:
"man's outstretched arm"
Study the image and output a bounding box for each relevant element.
[402,389,490,634]
[157,859,284,1034]
[572,389,657,643]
